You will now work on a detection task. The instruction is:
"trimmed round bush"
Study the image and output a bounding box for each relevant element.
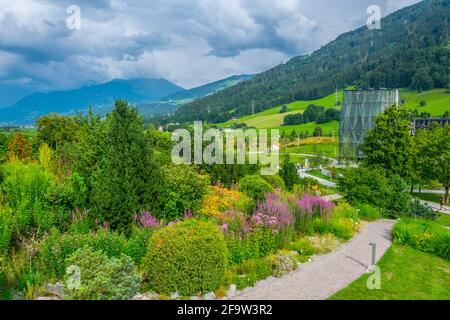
[239,175,273,200]
[144,219,227,296]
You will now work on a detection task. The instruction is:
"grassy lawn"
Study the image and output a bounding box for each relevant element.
[413,192,442,204]
[308,170,333,181]
[286,143,339,158]
[330,245,450,300]
[401,89,450,117]
[437,214,450,227]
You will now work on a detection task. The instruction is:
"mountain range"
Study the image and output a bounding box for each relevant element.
[173,0,450,124]
[0,75,252,125]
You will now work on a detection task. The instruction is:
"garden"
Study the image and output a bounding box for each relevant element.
[0,102,449,300]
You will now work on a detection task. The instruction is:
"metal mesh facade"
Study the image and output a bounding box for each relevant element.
[339,90,399,159]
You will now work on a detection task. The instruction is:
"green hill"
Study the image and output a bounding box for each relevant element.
[174,0,450,124]
[218,89,450,136]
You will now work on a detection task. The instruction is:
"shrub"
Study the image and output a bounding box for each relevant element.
[392,219,450,260]
[227,257,273,290]
[409,199,439,220]
[123,227,154,265]
[160,164,210,220]
[0,207,13,254]
[225,227,278,265]
[262,175,286,190]
[239,175,273,201]
[1,163,58,235]
[144,220,227,296]
[289,238,314,256]
[199,186,253,218]
[338,166,412,217]
[65,246,140,300]
[354,203,382,221]
[269,251,299,277]
[39,230,128,278]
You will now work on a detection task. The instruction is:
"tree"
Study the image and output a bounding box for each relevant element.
[415,123,450,203]
[92,100,163,233]
[5,132,32,163]
[411,68,434,91]
[360,105,415,182]
[36,113,81,149]
[313,127,323,137]
[0,132,7,160]
[280,154,300,191]
[279,105,289,113]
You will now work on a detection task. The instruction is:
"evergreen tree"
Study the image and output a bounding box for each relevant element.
[92,100,162,233]
[280,154,300,191]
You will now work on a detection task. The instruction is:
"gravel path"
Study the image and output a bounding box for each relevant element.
[229,219,396,300]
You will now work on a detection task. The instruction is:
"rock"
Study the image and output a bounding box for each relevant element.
[190,296,200,300]
[45,283,65,298]
[131,294,144,300]
[170,292,180,300]
[203,292,216,300]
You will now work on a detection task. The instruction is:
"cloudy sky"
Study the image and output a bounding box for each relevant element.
[0,0,421,107]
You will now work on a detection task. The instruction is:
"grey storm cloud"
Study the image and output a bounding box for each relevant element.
[0,0,422,105]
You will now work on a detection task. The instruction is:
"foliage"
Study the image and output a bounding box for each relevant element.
[289,238,314,256]
[92,100,163,233]
[4,132,33,163]
[36,113,81,149]
[279,155,300,191]
[409,199,439,220]
[160,164,209,220]
[239,175,273,201]
[360,105,415,181]
[199,186,253,218]
[269,251,299,277]
[38,143,53,172]
[292,194,335,234]
[414,123,450,202]
[261,174,285,190]
[225,227,278,266]
[392,219,450,260]
[65,246,140,300]
[1,163,59,235]
[225,256,273,290]
[39,229,129,278]
[0,207,13,254]
[338,166,412,217]
[144,220,227,296]
[354,203,382,221]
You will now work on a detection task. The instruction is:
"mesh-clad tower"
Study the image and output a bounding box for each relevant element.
[339,89,400,159]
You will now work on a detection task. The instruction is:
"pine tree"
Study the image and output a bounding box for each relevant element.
[92,100,162,233]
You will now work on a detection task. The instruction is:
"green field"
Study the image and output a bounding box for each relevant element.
[413,192,443,204]
[401,89,450,117]
[218,89,449,131]
[285,143,339,158]
[330,245,450,300]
